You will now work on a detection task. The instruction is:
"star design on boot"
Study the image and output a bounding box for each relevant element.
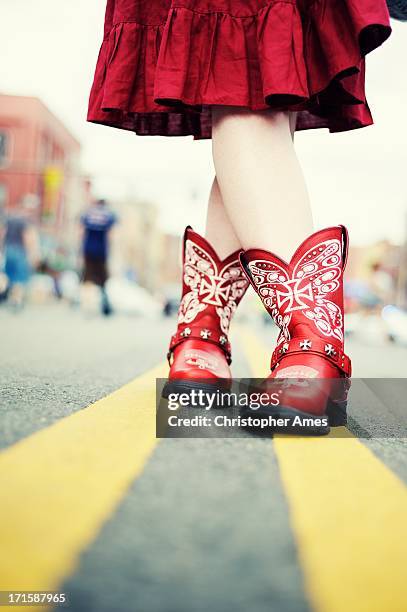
[300,339,312,351]
[325,343,336,357]
[200,329,211,339]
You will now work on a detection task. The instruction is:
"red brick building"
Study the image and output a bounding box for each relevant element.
[0,94,85,245]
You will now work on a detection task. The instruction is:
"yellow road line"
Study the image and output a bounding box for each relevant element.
[239,328,407,612]
[0,363,167,597]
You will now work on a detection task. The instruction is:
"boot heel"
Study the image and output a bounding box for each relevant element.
[326,398,348,426]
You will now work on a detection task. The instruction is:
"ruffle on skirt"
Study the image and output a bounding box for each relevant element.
[87,0,391,138]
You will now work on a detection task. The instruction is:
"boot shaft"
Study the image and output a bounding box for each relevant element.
[240,226,349,350]
[168,227,249,367]
[178,227,249,336]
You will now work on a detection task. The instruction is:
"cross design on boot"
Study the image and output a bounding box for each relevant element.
[276,279,314,314]
[300,339,312,351]
[246,236,344,342]
[219,335,227,345]
[199,276,231,307]
[325,343,336,357]
[200,329,211,339]
[178,234,249,336]
[181,327,191,338]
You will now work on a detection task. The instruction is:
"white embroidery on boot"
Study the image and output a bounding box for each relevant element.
[178,239,248,335]
[248,239,343,343]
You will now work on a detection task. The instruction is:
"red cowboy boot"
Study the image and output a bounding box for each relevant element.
[165,227,249,395]
[240,226,351,432]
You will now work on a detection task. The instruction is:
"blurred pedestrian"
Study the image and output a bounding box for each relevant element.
[80,198,117,316]
[88,1,394,430]
[0,208,39,310]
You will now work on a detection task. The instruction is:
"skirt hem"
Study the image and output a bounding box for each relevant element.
[87,1,391,138]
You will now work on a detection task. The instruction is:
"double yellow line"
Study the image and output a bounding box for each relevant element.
[0,330,406,612]
[239,329,407,612]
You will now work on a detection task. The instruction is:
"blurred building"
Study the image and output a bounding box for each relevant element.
[0,94,86,249]
[111,197,181,293]
[159,233,181,285]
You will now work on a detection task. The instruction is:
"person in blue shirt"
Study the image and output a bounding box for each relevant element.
[80,199,117,315]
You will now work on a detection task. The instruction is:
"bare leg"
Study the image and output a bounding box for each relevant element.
[212,108,314,261]
[205,177,242,259]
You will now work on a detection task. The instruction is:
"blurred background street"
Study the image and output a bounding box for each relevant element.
[1,2,407,356]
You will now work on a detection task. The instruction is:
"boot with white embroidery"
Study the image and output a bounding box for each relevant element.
[240,226,351,432]
[164,227,249,395]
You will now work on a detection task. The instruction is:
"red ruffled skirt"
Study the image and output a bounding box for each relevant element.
[87,0,391,138]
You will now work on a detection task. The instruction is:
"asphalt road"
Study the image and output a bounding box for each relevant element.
[0,304,406,612]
